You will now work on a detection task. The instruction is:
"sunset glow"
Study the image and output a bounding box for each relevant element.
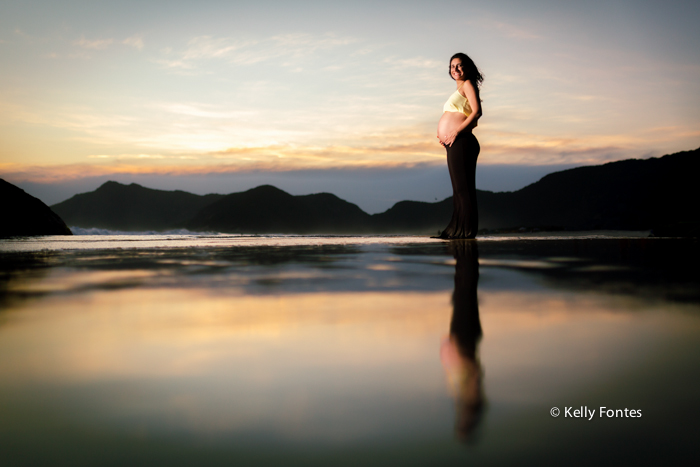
[1,0,699,207]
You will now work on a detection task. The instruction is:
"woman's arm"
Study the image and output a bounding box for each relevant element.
[444,80,482,147]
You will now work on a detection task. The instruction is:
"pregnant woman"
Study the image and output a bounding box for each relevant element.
[437,53,483,239]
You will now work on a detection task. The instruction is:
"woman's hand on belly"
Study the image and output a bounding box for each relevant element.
[442,130,460,147]
[438,111,468,147]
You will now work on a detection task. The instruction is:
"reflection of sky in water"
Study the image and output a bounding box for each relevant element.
[0,236,699,465]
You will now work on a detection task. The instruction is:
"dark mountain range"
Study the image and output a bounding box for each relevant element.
[374,147,700,234]
[52,181,225,231]
[475,147,699,231]
[186,185,372,234]
[1,179,72,237]
[48,147,699,235]
[370,198,453,233]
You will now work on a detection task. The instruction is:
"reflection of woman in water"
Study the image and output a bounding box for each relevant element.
[437,53,483,239]
[440,240,484,441]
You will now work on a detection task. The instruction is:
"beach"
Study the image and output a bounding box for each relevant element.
[1,234,699,465]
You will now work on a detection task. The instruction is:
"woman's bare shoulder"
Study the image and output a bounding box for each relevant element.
[462,79,478,92]
[459,79,478,96]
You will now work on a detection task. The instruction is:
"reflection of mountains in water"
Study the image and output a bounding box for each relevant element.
[3,237,698,307]
[476,239,700,305]
[51,148,700,234]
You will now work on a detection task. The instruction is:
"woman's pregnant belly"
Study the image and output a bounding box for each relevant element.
[437,111,468,142]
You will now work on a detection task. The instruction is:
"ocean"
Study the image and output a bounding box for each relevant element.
[1,234,698,466]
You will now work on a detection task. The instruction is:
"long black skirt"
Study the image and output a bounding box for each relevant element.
[440,132,480,239]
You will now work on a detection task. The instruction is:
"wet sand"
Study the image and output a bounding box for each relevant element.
[1,235,699,465]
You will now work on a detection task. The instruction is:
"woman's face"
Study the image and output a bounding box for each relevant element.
[450,58,465,81]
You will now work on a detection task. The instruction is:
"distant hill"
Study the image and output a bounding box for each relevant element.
[52,181,225,231]
[373,147,700,234]
[187,185,372,234]
[48,148,699,234]
[1,179,72,237]
[370,198,453,234]
[481,147,699,231]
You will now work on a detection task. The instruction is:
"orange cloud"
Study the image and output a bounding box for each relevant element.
[0,159,440,184]
[211,141,443,161]
[3,119,697,184]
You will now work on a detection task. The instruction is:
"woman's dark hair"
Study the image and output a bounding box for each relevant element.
[449,53,484,88]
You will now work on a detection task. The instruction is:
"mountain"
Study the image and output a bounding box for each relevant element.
[372,148,700,234]
[48,148,699,234]
[1,179,72,237]
[481,147,699,231]
[51,181,225,231]
[370,198,453,234]
[186,185,372,234]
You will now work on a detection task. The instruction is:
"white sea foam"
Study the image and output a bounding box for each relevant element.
[0,234,441,253]
[69,227,217,236]
[0,231,653,253]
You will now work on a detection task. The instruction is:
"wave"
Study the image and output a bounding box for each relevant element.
[69,227,220,236]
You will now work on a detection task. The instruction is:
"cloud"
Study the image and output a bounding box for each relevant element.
[382,56,442,69]
[4,129,696,185]
[87,154,165,160]
[0,158,437,184]
[73,35,144,51]
[154,59,195,70]
[4,93,691,173]
[475,19,543,40]
[74,36,114,50]
[123,35,144,50]
[210,140,443,166]
[160,33,358,70]
[159,103,257,119]
[181,36,257,61]
[0,129,448,184]
[479,141,627,165]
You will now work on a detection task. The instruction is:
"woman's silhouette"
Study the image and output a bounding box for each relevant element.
[440,240,484,441]
[436,53,484,239]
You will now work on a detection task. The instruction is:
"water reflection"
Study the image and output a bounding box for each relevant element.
[441,240,484,442]
[1,237,700,465]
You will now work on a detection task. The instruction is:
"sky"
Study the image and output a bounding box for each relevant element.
[1,0,699,212]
